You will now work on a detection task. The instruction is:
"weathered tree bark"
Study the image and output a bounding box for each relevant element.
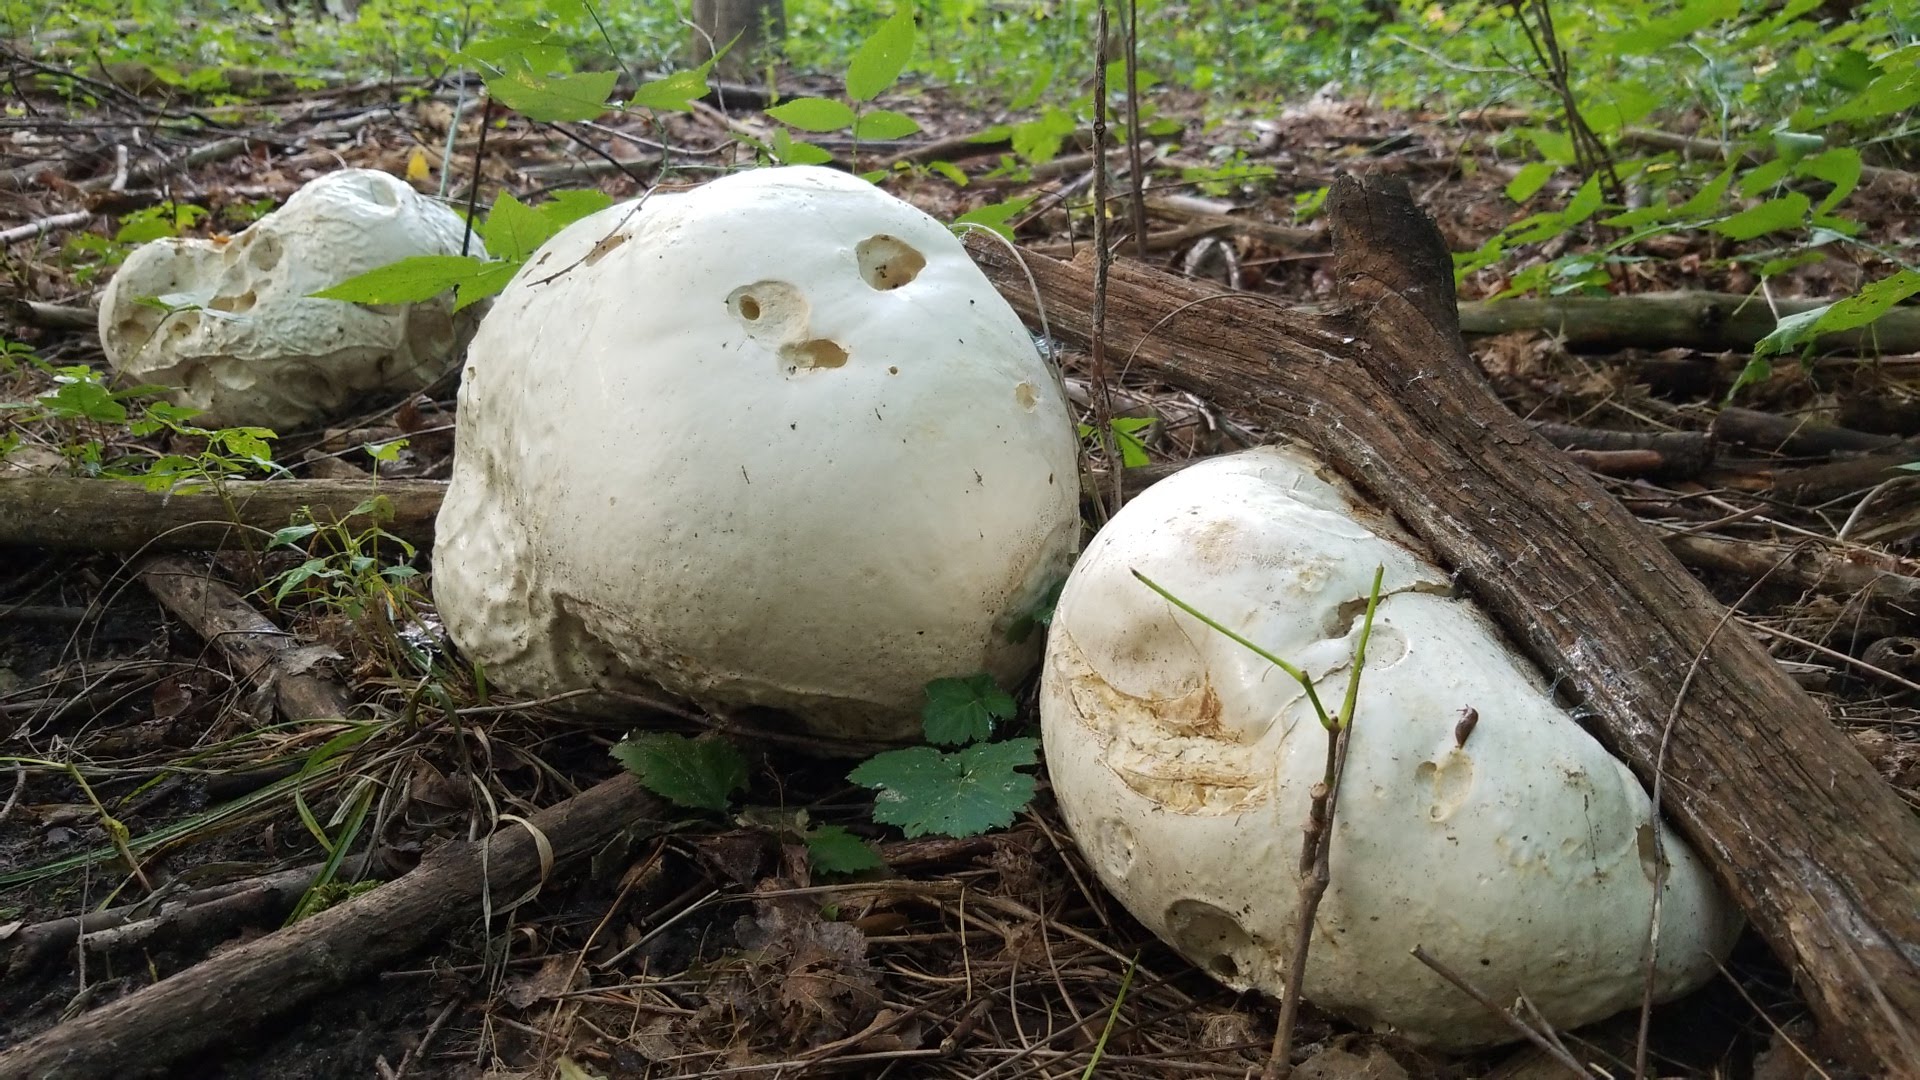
[0,477,444,551]
[690,0,786,82]
[138,555,355,723]
[1457,290,1920,354]
[0,774,654,1080]
[967,175,1920,1075]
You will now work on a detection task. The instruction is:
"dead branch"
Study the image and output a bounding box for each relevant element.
[963,173,1920,1074]
[1712,406,1907,457]
[0,477,444,551]
[138,555,354,723]
[0,773,656,1080]
[1458,291,1920,355]
[0,210,93,247]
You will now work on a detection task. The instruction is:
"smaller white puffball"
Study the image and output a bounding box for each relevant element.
[97,168,483,429]
[432,166,1081,741]
[1041,446,1741,1048]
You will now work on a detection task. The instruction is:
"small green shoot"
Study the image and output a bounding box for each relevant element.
[1082,953,1140,1080]
[610,732,748,812]
[1131,570,1337,729]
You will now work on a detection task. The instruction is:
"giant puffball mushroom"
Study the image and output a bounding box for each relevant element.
[433,166,1080,742]
[1040,446,1741,1049]
[97,168,483,429]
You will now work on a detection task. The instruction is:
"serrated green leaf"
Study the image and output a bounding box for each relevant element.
[485,67,617,123]
[455,261,520,311]
[630,65,711,114]
[311,255,487,305]
[952,196,1032,240]
[853,109,921,141]
[1676,163,1738,218]
[771,128,836,166]
[540,189,616,229]
[1505,162,1555,204]
[481,191,552,263]
[768,96,856,132]
[1796,147,1861,214]
[1736,157,1792,199]
[611,733,747,812]
[1753,305,1828,360]
[927,160,967,186]
[1814,270,1920,334]
[846,5,915,102]
[1518,127,1575,166]
[1561,174,1604,227]
[922,674,1017,746]
[849,738,1038,838]
[1711,193,1810,241]
[806,825,884,875]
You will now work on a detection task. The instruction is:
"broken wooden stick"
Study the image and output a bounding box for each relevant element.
[139,555,355,723]
[1457,290,1920,355]
[0,476,444,551]
[965,174,1920,1075]
[0,773,655,1079]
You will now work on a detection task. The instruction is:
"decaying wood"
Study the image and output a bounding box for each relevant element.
[1142,196,1325,250]
[139,555,354,723]
[0,476,444,551]
[1659,531,1920,609]
[1529,421,1715,478]
[0,773,655,1080]
[972,175,1920,1074]
[1712,406,1908,457]
[1457,290,1920,355]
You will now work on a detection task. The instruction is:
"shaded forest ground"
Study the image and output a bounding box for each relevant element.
[3,10,1920,1079]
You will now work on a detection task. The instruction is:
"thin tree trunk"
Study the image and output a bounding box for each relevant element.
[690,0,786,83]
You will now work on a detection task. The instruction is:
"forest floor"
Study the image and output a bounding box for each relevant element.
[3,54,1919,1080]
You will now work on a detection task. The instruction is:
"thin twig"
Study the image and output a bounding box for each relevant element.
[1122,0,1147,260]
[1088,3,1122,521]
[1411,946,1593,1077]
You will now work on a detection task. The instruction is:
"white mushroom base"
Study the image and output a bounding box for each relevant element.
[1040,447,1741,1048]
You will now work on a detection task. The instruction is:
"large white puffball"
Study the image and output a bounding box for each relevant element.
[97,168,482,429]
[433,167,1080,742]
[1041,446,1740,1048]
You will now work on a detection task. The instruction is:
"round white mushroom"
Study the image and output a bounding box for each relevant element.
[1040,446,1740,1048]
[97,168,482,429]
[433,166,1080,742]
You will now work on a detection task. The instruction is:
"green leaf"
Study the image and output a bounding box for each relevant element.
[38,379,125,423]
[1505,162,1556,203]
[1110,416,1154,467]
[1710,193,1810,241]
[1735,158,1792,199]
[952,196,1032,240]
[540,189,616,229]
[771,128,835,166]
[310,255,488,305]
[767,96,856,132]
[1605,0,1737,54]
[1561,174,1604,227]
[485,68,617,123]
[806,825,884,875]
[1518,127,1575,166]
[1675,163,1738,218]
[629,65,712,114]
[845,5,915,102]
[1012,107,1077,165]
[849,738,1039,838]
[853,109,921,140]
[455,261,520,311]
[922,674,1017,746]
[1815,270,1920,334]
[610,733,748,812]
[480,191,552,263]
[1795,147,1861,214]
[927,160,968,186]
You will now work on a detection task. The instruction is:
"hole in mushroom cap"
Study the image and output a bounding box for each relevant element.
[856,234,926,290]
[727,281,806,337]
[209,289,257,314]
[781,338,849,371]
[247,234,282,272]
[1164,900,1255,987]
[1014,381,1038,410]
[737,296,762,320]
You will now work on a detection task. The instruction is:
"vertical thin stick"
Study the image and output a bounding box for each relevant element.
[1088,2,1122,520]
[1123,0,1147,260]
[459,96,494,258]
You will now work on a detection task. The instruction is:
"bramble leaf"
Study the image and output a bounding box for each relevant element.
[849,738,1038,838]
[310,255,488,305]
[611,733,747,812]
[921,674,1016,746]
[846,6,915,102]
[768,96,856,132]
[806,825,884,875]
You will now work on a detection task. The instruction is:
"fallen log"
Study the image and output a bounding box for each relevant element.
[0,773,654,1079]
[0,477,444,552]
[1458,290,1920,355]
[965,174,1920,1075]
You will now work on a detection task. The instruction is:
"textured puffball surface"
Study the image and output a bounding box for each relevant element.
[433,166,1080,742]
[1040,447,1740,1048]
[98,168,481,428]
